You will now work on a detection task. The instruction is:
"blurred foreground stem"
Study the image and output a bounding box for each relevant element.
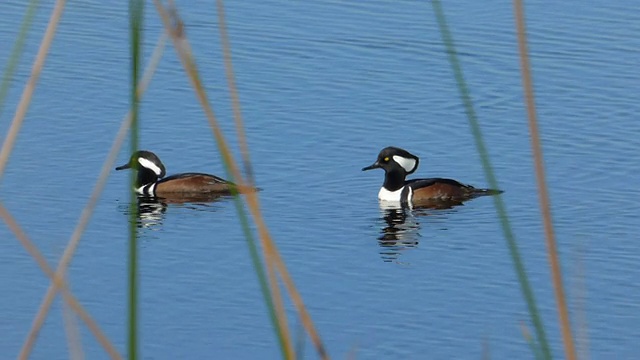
[431,1,552,358]
[128,0,143,359]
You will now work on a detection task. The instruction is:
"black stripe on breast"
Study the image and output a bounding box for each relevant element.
[142,183,156,196]
[400,186,412,203]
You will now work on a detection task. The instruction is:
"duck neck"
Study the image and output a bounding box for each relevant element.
[136,168,159,188]
[383,169,406,192]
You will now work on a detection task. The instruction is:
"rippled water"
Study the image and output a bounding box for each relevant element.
[1,1,639,359]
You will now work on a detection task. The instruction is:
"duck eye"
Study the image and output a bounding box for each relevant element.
[383,157,390,162]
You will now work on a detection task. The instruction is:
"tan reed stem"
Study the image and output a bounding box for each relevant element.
[513,1,576,359]
[214,1,316,356]
[17,33,166,359]
[0,0,67,178]
[157,3,336,358]
[0,203,122,359]
[62,300,85,360]
[215,0,254,184]
[153,2,297,357]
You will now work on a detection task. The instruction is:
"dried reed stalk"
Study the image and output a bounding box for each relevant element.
[513,1,576,359]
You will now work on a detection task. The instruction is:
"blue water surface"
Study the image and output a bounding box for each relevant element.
[1,1,638,359]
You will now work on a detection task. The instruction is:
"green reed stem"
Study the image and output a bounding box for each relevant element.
[198,91,290,357]
[128,0,143,359]
[208,3,291,356]
[430,1,552,358]
[204,73,291,360]
[527,338,544,360]
[229,190,291,358]
[0,0,40,120]
[196,156,290,358]
[151,4,289,353]
[512,1,575,358]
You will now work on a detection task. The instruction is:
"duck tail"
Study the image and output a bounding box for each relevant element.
[472,187,504,197]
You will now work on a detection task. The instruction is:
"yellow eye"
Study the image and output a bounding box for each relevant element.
[383,157,389,162]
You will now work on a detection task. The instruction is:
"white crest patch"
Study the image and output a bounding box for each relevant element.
[378,186,404,202]
[392,155,417,173]
[138,157,162,176]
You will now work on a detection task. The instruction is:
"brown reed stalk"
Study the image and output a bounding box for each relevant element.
[62,301,85,360]
[154,2,295,357]
[0,203,122,359]
[513,1,576,359]
[17,33,167,358]
[263,238,326,358]
[155,2,328,358]
[210,7,332,356]
[213,0,301,355]
[0,0,66,178]
[215,0,254,184]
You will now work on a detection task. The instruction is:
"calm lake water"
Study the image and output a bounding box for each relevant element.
[1,1,639,359]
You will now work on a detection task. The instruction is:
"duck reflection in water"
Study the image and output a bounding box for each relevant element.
[136,197,167,229]
[122,194,230,230]
[378,204,420,262]
[376,199,467,262]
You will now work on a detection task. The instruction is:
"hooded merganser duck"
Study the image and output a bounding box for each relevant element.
[116,150,254,198]
[362,147,502,206]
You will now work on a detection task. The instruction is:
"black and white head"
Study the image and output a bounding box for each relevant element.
[116,150,167,182]
[362,146,420,175]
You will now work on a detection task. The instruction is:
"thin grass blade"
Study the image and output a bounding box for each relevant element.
[0,0,41,120]
[128,0,144,359]
[0,0,66,179]
[62,301,85,360]
[512,1,576,359]
[211,2,328,357]
[152,2,294,358]
[0,202,123,359]
[215,0,254,184]
[155,3,330,358]
[520,321,544,360]
[430,1,552,358]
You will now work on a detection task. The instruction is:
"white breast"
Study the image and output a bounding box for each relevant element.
[378,186,404,202]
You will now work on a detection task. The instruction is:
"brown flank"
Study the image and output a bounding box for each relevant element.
[411,182,476,201]
[155,175,255,196]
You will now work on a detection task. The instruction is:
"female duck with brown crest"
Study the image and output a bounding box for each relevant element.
[116,150,255,199]
[362,146,502,207]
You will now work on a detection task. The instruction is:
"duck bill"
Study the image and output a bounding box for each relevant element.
[115,163,131,171]
[362,161,381,171]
